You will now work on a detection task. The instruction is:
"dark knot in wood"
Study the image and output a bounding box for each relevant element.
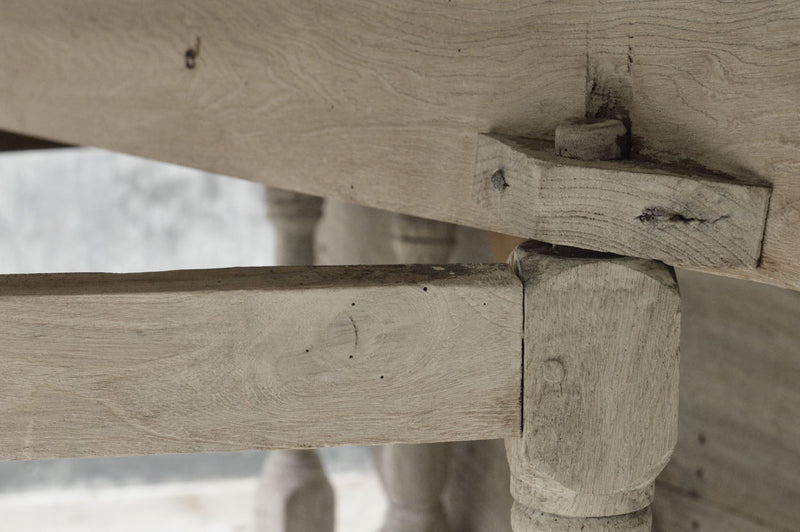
[490,169,509,192]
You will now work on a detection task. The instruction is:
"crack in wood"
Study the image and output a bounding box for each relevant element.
[637,207,730,225]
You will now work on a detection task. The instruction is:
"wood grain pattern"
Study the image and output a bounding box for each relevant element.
[0,0,585,236]
[1,1,799,288]
[0,264,522,460]
[658,269,800,532]
[258,189,333,532]
[584,0,800,289]
[2,1,799,288]
[652,483,775,532]
[474,134,771,269]
[377,214,457,532]
[507,241,681,519]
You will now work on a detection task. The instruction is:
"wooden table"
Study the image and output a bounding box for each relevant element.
[1,2,798,531]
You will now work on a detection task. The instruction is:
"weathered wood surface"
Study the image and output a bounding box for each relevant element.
[652,483,775,532]
[658,269,800,532]
[1,1,798,288]
[507,241,680,523]
[258,189,334,532]
[511,504,651,532]
[376,214,456,532]
[474,135,771,269]
[0,264,522,460]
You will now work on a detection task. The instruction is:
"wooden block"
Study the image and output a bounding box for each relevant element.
[555,119,629,161]
[0,0,585,256]
[0,264,522,460]
[507,241,681,518]
[475,135,771,269]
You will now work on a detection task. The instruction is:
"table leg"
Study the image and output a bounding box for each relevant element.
[255,188,334,532]
[506,241,681,532]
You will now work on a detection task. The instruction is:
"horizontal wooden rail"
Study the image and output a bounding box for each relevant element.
[0,265,522,460]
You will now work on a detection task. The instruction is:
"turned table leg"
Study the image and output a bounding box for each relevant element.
[255,188,334,532]
[506,241,681,532]
[373,213,456,532]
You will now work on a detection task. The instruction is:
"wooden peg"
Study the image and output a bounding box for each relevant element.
[257,188,333,532]
[554,118,628,161]
[375,213,457,532]
[506,241,681,531]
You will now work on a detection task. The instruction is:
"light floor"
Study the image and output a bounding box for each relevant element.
[0,471,386,532]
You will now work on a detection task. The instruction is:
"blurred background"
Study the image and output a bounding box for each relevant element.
[0,148,383,531]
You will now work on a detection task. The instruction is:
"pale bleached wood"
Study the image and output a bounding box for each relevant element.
[583,0,800,290]
[652,483,775,532]
[554,119,629,161]
[3,2,800,289]
[0,0,584,249]
[0,264,521,460]
[474,134,771,269]
[375,214,457,532]
[511,504,651,532]
[657,269,800,532]
[439,264,800,531]
[258,188,333,532]
[506,241,680,529]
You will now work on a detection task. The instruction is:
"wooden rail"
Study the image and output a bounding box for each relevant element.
[0,265,521,460]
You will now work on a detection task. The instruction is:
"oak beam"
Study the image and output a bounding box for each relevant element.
[0,265,522,460]
[4,1,800,288]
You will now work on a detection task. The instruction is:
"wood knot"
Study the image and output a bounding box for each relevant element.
[542,359,565,383]
[490,169,509,191]
[185,37,201,69]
